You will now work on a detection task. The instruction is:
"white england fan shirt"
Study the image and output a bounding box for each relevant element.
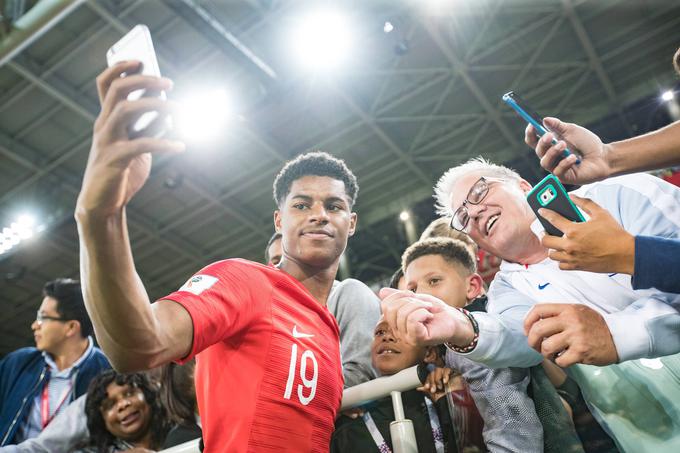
[458,172,680,369]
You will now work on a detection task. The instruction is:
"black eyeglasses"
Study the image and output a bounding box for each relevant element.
[449,176,505,232]
[35,313,67,326]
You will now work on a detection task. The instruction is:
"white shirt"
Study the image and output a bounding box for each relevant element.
[461,173,680,368]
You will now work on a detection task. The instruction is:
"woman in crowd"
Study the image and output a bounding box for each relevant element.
[81,370,171,452]
[159,359,202,449]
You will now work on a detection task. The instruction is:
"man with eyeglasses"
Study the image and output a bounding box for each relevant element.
[380,156,680,450]
[0,278,110,446]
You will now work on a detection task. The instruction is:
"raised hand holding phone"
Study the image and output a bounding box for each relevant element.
[526,117,614,185]
[106,24,172,139]
[77,28,185,220]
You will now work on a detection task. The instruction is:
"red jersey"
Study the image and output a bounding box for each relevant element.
[163,259,343,452]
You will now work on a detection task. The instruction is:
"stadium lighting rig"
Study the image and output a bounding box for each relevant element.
[175,88,232,143]
[291,9,353,72]
[0,214,44,255]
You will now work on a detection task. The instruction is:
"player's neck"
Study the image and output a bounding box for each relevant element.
[279,258,339,306]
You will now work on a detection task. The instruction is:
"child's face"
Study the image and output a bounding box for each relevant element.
[371,319,427,376]
[405,254,470,308]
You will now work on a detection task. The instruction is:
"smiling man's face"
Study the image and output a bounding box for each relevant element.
[449,172,536,261]
[371,319,427,376]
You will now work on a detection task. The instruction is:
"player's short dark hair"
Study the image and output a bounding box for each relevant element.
[264,232,282,263]
[402,238,477,276]
[272,151,359,208]
[42,278,93,338]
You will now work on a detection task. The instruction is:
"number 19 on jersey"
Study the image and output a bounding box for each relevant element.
[283,344,318,406]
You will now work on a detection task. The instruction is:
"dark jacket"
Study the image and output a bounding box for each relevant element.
[331,388,485,453]
[0,346,110,446]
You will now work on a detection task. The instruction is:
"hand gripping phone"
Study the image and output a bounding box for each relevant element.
[527,174,585,237]
[502,91,580,164]
[106,24,171,138]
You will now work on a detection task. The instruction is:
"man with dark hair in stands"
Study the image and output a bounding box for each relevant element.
[0,279,110,446]
[76,62,362,452]
[264,232,282,265]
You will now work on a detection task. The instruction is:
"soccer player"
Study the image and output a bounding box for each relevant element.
[75,62,359,452]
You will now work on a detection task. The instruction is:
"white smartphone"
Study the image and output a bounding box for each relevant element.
[106,24,171,138]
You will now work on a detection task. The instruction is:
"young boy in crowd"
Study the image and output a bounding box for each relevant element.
[331,316,485,453]
[401,237,585,453]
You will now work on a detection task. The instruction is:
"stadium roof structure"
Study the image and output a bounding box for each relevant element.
[1,0,679,354]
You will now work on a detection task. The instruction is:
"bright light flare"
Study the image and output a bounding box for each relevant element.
[662,90,675,102]
[399,211,410,222]
[383,21,394,33]
[176,89,232,143]
[292,10,353,71]
[0,214,40,255]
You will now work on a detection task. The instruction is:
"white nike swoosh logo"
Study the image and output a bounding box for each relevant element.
[292,325,314,339]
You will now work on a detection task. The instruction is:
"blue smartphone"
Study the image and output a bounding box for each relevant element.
[502,91,580,164]
[527,174,585,237]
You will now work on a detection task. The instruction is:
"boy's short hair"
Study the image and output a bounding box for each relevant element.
[419,217,478,254]
[402,237,477,276]
[272,151,359,208]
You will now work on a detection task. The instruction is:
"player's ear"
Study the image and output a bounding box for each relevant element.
[348,212,357,236]
[274,210,282,232]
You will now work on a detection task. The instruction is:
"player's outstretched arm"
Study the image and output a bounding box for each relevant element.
[75,62,191,372]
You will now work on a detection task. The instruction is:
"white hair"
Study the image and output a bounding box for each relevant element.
[433,156,522,216]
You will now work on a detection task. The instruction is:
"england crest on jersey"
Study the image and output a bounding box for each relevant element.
[179,274,218,295]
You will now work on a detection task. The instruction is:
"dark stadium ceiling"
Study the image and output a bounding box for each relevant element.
[1,0,679,354]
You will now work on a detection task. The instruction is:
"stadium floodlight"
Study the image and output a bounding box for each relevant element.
[383,21,394,33]
[176,89,232,143]
[0,214,39,255]
[291,9,353,71]
[399,211,410,222]
[662,90,675,102]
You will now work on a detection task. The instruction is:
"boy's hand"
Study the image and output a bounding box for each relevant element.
[417,366,454,402]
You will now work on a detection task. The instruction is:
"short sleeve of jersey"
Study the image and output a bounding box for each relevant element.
[161,259,272,361]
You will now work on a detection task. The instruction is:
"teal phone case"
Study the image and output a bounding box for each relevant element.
[527,174,585,236]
